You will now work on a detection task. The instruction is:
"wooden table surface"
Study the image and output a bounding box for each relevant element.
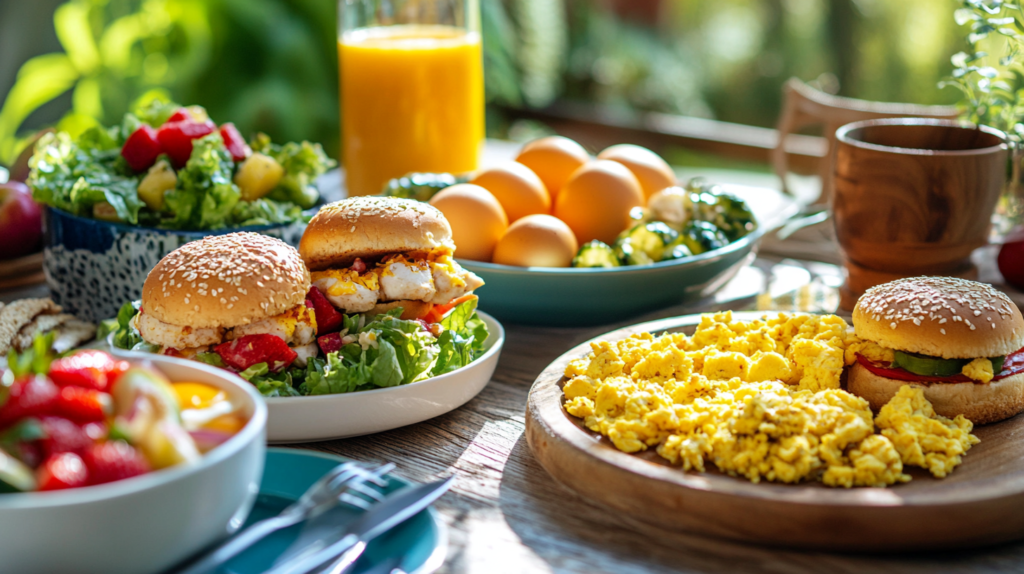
[6,259,1024,573]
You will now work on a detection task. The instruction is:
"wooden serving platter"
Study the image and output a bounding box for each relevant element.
[525,312,1024,552]
[0,252,44,291]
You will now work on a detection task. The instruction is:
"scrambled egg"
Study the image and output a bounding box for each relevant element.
[875,385,979,478]
[962,358,995,383]
[562,311,978,487]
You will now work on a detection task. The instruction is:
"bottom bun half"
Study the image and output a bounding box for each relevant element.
[848,362,1024,425]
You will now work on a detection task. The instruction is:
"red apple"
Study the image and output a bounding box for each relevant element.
[0,181,43,259]
[999,226,1024,290]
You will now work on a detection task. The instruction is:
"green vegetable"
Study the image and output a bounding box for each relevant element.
[382,172,465,202]
[892,351,1006,377]
[239,363,304,397]
[27,98,331,231]
[679,221,729,255]
[614,238,655,265]
[6,332,55,378]
[0,449,36,493]
[661,242,693,261]
[108,301,144,350]
[617,222,678,262]
[164,133,241,229]
[28,131,143,224]
[252,133,335,209]
[685,178,757,241]
[572,240,620,268]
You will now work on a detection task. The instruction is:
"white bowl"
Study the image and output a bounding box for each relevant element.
[0,354,268,574]
[266,311,505,442]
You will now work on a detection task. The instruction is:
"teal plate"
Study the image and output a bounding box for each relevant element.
[215,448,446,574]
[461,184,799,327]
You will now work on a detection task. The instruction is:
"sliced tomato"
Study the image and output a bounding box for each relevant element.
[857,348,1024,384]
[215,334,297,372]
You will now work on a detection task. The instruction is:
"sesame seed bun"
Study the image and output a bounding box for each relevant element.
[300,197,453,271]
[141,232,310,329]
[853,277,1024,359]
[848,362,1024,425]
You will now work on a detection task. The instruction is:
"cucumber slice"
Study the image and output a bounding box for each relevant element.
[614,239,655,266]
[893,351,968,377]
[679,221,729,255]
[572,240,621,268]
[0,449,36,493]
[993,355,1006,373]
[617,222,679,262]
[661,241,693,261]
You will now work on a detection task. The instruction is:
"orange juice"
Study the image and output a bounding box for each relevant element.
[340,26,484,196]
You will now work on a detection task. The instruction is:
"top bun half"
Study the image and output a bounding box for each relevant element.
[299,197,454,270]
[853,276,1024,359]
[141,232,311,329]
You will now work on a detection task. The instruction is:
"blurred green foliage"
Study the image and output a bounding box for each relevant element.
[0,0,974,166]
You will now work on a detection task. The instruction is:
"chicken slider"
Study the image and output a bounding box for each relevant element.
[299,196,484,320]
[135,232,318,369]
[849,277,1024,424]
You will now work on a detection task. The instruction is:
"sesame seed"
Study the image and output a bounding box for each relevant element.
[940,328,946,335]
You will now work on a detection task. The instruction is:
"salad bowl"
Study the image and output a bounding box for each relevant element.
[43,206,313,323]
[0,353,268,574]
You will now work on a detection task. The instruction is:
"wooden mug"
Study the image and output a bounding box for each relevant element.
[833,118,1008,309]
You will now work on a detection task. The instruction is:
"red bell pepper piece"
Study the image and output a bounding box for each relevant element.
[306,286,344,334]
[165,108,191,124]
[219,123,251,162]
[317,333,344,355]
[121,125,162,171]
[215,334,297,372]
[156,119,217,167]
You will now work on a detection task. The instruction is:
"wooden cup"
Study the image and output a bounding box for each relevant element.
[833,118,1008,309]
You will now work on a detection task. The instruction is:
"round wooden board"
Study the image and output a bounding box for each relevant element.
[525,312,1024,552]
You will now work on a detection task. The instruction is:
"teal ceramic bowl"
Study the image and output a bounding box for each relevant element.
[461,184,798,327]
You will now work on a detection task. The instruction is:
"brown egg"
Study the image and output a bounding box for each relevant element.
[514,136,589,201]
[554,160,644,245]
[429,184,508,262]
[597,144,675,200]
[470,161,550,223]
[492,214,579,268]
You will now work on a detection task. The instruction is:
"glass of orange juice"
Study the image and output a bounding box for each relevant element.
[339,0,484,197]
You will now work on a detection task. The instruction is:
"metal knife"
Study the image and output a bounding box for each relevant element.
[265,476,455,574]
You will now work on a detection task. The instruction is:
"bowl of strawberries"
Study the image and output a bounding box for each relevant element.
[0,338,267,574]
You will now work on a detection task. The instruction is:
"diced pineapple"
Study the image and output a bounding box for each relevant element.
[138,159,177,211]
[184,105,209,122]
[93,202,121,222]
[234,152,284,201]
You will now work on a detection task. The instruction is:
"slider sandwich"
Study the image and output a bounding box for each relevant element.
[849,277,1024,424]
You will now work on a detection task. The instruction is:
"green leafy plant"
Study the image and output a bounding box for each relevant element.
[0,0,212,165]
[943,0,1024,139]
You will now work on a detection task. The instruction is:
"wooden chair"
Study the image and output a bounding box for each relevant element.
[772,78,959,203]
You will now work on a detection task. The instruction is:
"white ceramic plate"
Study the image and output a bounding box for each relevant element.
[109,312,505,443]
[266,311,505,443]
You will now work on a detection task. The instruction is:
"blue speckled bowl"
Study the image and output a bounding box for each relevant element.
[43,207,311,322]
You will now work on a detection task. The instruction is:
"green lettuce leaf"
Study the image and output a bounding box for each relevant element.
[28,131,143,223]
[238,362,302,397]
[432,298,489,376]
[164,133,240,230]
[134,98,182,127]
[107,300,143,350]
[251,133,334,209]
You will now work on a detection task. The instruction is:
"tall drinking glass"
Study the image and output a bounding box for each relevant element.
[339,0,484,197]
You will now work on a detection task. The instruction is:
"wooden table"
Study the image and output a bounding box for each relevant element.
[7,259,1024,574]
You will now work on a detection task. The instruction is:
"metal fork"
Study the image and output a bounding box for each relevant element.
[178,461,391,574]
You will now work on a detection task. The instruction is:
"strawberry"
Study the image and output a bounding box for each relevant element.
[306,286,344,333]
[39,417,93,457]
[49,350,129,392]
[317,332,344,355]
[55,387,112,424]
[0,376,59,428]
[37,452,89,491]
[215,334,298,372]
[84,441,149,485]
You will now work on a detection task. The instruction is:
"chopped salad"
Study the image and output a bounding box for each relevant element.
[28,99,335,230]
